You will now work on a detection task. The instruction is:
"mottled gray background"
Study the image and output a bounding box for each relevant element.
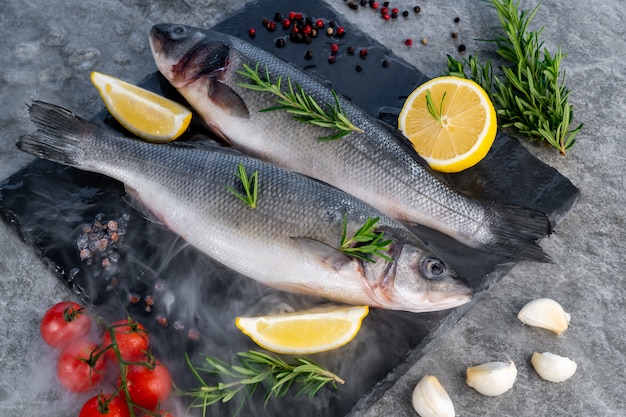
[1,1,624,416]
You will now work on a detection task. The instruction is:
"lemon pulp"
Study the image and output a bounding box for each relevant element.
[398,76,497,173]
[91,71,192,143]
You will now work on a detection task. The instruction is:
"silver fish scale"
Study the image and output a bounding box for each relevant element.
[82,130,409,254]
[19,100,474,311]
[221,35,489,247]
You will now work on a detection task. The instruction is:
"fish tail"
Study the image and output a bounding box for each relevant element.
[17,101,97,167]
[483,201,552,263]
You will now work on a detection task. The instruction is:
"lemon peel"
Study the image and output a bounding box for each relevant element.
[235,305,369,355]
[398,76,497,173]
[91,71,191,142]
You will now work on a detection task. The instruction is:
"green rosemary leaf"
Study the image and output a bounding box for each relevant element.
[317,130,352,141]
[445,0,582,155]
[178,350,344,413]
[225,163,258,209]
[237,63,362,140]
[339,214,393,263]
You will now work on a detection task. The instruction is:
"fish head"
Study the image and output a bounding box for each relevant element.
[149,24,249,140]
[362,240,473,313]
[149,24,229,88]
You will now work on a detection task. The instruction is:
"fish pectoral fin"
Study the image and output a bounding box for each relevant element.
[209,78,249,119]
[291,237,353,271]
[122,186,166,228]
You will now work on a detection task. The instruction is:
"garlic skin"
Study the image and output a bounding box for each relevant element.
[518,298,570,335]
[412,375,455,417]
[466,361,517,396]
[531,352,577,382]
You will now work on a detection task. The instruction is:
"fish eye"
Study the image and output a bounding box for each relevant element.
[420,257,447,281]
[170,25,187,40]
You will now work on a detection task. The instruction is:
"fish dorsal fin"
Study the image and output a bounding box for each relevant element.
[209,78,249,119]
[291,237,353,271]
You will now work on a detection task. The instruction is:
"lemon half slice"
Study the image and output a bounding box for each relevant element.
[398,76,497,173]
[91,71,192,142]
[236,305,369,355]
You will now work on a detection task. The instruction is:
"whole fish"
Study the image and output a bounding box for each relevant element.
[17,101,472,313]
[149,24,551,262]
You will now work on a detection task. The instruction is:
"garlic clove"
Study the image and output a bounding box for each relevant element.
[531,352,577,382]
[517,298,570,335]
[466,361,517,396]
[412,375,455,417]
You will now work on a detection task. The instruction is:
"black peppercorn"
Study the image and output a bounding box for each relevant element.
[382,59,389,67]
[451,31,459,39]
[454,17,460,23]
[356,65,363,72]
[414,6,421,13]
[273,12,282,22]
[458,44,466,52]
[402,10,409,17]
[347,46,355,55]
[275,38,286,48]
[304,50,314,60]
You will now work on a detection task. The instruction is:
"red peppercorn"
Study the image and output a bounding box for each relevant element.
[248,27,256,38]
[371,2,379,9]
[295,12,303,21]
[328,55,336,64]
[288,11,296,20]
[331,43,339,54]
[392,7,399,14]
[266,21,276,32]
[303,25,312,35]
[405,38,413,46]
[282,18,291,29]
[359,48,368,57]
[337,26,345,36]
[383,13,390,20]
[381,7,389,15]
[315,19,325,28]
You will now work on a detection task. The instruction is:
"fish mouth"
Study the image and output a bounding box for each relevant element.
[149,25,165,55]
[427,287,473,310]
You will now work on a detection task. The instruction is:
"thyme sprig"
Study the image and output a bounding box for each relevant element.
[425,90,447,126]
[180,350,344,416]
[226,163,258,208]
[340,214,393,263]
[237,63,363,141]
[447,0,582,155]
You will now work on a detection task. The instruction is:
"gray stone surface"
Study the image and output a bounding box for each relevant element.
[1,1,624,416]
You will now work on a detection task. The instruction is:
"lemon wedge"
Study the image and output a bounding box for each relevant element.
[91,71,192,142]
[398,76,497,173]
[235,305,369,355]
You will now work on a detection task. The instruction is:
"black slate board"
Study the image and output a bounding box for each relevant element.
[0,0,579,416]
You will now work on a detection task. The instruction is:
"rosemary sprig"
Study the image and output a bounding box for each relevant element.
[425,90,447,126]
[237,63,363,141]
[447,0,582,155]
[180,350,344,416]
[340,214,393,263]
[225,163,258,208]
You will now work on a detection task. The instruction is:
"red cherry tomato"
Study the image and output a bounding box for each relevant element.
[125,360,172,410]
[40,301,92,348]
[102,318,149,363]
[57,339,106,393]
[79,393,130,417]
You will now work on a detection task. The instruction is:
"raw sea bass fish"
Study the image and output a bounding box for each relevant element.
[17,101,473,313]
[149,24,551,262]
